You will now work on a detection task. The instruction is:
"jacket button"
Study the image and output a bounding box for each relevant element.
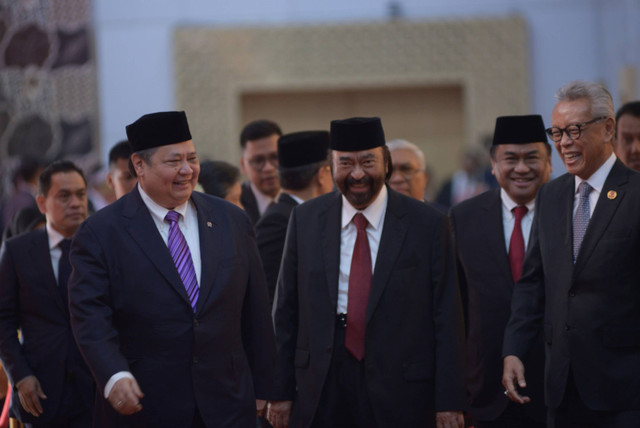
[565,324,571,331]
[568,290,576,297]
[193,319,199,327]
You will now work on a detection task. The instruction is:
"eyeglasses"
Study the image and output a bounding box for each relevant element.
[393,164,422,180]
[545,117,607,143]
[247,153,278,171]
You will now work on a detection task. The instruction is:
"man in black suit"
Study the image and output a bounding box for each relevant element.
[256,131,334,305]
[503,81,640,427]
[239,120,282,225]
[268,117,465,428]
[451,115,551,427]
[613,101,640,172]
[68,111,276,427]
[0,160,94,427]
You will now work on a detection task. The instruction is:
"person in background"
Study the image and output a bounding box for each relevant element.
[0,160,94,427]
[386,139,429,201]
[239,120,282,225]
[613,100,640,172]
[107,140,137,200]
[451,115,551,428]
[198,160,244,209]
[436,149,489,208]
[1,157,44,231]
[256,130,333,305]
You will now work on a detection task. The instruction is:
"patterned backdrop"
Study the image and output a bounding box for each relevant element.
[0,0,98,196]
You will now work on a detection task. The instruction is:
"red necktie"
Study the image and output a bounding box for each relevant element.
[509,206,528,283]
[345,213,372,361]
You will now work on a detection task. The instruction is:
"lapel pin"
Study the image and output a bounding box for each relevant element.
[607,190,617,200]
[206,221,213,228]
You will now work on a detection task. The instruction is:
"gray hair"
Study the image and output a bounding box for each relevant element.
[555,80,614,119]
[386,139,425,171]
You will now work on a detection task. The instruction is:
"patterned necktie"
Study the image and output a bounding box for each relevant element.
[509,206,528,283]
[165,211,199,312]
[58,239,72,307]
[345,213,372,361]
[573,181,592,263]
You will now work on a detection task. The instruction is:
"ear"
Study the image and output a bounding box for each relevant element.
[604,117,616,142]
[106,172,114,190]
[239,156,247,175]
[490,157,497,176]
[131,154,145,177]
[36,194,47,215]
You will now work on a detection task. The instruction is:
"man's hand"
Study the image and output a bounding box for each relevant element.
[267,400,292,428]
[16,375,47,417]
[502,355,531,404]
[256,399,267,418]
[107,377,144,415]
[436,410,464,428]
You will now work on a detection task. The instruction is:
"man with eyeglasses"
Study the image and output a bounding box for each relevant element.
[613,101,640,172]
[503,81,640,427]
[239,120,282,225]
[256,131,334,306]
[387,139,429,201]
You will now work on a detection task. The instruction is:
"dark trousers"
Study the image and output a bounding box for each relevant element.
[26,375,92,428]
[548,369,640,428]
[310,325,377,428]
[474,401,546,428]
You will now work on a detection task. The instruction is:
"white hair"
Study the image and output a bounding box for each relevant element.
[386,139,425,171]
[555,80,614,119]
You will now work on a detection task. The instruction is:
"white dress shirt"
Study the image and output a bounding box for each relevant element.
[500,189,535,252]
[104,185,202,398]
[337,185,388,314]
[251,182,279,216]
[573,153,616,217]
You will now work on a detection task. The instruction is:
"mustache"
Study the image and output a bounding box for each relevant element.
[345,175,373,187]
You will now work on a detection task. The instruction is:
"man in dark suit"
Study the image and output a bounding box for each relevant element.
[0,160,94,427]
[267,117,465,428]
[613,101,640,172]
[106,140,137,200]
[239,120,282,225]
[451,115,551,428]
[503,81,640,427]
[68,111,276,427]
[256,131,333,305]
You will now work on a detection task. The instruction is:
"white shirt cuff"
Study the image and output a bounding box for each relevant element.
[104,371,135,398]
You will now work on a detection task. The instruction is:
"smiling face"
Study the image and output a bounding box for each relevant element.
[332,147,388,210]
[491,142,552,205]
[133,140,200,209]
[36,171,88,238]
[551,98,614,179]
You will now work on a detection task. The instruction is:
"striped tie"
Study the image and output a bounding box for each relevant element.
[573,181,592,263]
[165,210,199,312]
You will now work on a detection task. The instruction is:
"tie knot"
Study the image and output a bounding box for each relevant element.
[578,181,592,199]
[165,210,180,224]
[59,239,71,254]
[353,213,368,231]
[512,205,528,221]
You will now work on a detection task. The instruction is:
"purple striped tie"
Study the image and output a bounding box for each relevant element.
[165,210,199,312]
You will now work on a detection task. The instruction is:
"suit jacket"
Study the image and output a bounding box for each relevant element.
[272,187,466,428]
[256,193,299,305]
[68,187,276,428]
[241,181,261,226]
[450,189,545,422]
[0,229,94,424]
[504,159,640,411]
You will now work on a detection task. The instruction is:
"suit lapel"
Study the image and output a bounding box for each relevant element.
[366,189,407,322]
[574,160,628,273]
[480,189,513,288]
[321,192,342,309]
[123,188,190,306]
[29,230,67,316]
[191,192,222,314]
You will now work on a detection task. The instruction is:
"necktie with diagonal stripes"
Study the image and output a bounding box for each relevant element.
[165,210,199,311]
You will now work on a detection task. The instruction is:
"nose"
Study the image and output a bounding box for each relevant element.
[559,131,573,147]
[179,159,194,174]
[351,164,365,180]
[514,159,529,173]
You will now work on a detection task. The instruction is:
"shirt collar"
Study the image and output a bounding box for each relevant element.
[250,182,279,214]
[500,188,535,215]
[574,152,616,194]
[138,184,189,224]
[341,185,388,231]
[45,222,67,250]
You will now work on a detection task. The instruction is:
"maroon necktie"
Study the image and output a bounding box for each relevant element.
[508,206,528,283]
[345,213,372,361]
